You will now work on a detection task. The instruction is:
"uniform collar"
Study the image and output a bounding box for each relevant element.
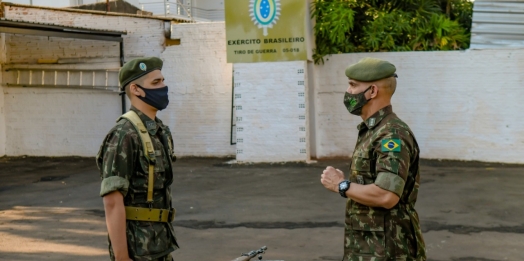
[130,106,161,136]
[357,105,393,131]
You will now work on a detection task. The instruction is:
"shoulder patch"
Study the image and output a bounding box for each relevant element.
[381,139,401,152]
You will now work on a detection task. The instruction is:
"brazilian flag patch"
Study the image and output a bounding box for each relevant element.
[382,139,401,152]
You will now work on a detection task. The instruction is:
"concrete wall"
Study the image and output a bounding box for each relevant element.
[159,22,235,157]
[314,50,524,164]
[234,61,308,162]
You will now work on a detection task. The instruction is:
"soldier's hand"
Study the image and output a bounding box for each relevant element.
[321,166,345,193]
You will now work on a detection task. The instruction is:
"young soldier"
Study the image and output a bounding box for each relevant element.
[97,57,178,261]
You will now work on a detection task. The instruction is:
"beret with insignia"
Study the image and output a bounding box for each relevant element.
[345,57,397,82]
[119,57,163,90]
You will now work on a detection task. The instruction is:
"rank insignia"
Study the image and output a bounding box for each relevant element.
[382,139,401,152]
[146,121,156,130]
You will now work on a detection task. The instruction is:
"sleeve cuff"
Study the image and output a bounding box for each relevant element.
[374,172,405,197]
[100,176,129,197]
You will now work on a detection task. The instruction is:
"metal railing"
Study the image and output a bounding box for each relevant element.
[3,67,120,92]
[191,7,224,21]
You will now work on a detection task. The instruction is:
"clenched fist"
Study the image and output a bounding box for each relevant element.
[320,166,345,193]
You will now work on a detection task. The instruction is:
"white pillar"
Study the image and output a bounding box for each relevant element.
[0,34,6,156]
[233,61,309,162]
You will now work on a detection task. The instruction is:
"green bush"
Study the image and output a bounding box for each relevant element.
[311,0,473,63]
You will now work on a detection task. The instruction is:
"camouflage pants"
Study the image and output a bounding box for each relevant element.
[109,245,174,261]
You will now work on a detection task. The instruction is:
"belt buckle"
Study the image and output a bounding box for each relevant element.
[158,209,164,222]
[168,208,176,222]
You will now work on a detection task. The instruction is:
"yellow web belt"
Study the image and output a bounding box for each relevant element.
[125,206,176,222]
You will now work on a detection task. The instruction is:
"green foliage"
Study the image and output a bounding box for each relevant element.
[311,0,473,63]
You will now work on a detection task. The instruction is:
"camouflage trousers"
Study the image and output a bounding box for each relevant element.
[109,244,174,261]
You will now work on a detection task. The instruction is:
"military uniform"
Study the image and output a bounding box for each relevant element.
[345,105,425,260]
[341,58,426,260]
[96,57,178,261]
[97,106,178,261]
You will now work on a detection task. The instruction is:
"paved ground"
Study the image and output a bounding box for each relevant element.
[0,157,523,261]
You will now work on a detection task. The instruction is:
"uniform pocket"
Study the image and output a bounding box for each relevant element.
[347,213,386,257]
[137,157,166,191]
[350,156,375,185]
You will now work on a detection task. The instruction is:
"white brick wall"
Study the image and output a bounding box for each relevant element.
[7,35,120,64]
[1,8,235,157]
[234,61,308,162]
[4,88,122,156]
[315,50,524,164]
[158,22,235,157]
[2,8,523,163]
[1,6,166,156]
[4,5,167,59]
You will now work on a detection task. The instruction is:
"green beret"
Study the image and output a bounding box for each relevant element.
[345,57,397,82]
[119,57,163,90]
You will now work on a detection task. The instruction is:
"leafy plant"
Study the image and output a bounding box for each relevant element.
[311,0,473,63]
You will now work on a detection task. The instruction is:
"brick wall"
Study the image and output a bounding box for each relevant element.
[2,6,166,156]
[2,6,523,163]
[1,7,235,157]
[234,61,308,162]
[7,34,120,64]
[4,5,167,60]
[4,88,122,156]
[158,22,235,157]
[314,50,524,164]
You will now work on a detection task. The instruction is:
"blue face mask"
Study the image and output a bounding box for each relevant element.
[136,84,169,111]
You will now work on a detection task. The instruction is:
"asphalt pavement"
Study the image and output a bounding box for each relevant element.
[0,157,522,261]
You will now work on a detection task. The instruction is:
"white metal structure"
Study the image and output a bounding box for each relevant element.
[139,0,224,21]
[470,0,524,48]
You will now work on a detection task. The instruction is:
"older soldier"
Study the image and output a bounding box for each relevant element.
[97,57,178,261]
[320,57,426,260]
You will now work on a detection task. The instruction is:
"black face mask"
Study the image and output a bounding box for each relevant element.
[135,84,169,111]
[343,86,372,116]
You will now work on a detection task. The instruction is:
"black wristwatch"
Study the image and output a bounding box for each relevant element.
[338,180,351,198]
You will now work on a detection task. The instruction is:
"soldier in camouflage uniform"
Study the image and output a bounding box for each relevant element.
[97,57,178,261]
[320,57,426,260]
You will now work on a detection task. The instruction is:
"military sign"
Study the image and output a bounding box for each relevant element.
[225,0,310,63]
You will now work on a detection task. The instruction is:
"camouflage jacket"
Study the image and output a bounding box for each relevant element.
[345,105,426,261]
[96,106,179,261]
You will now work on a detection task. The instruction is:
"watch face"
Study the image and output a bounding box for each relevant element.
[339,182,348,190]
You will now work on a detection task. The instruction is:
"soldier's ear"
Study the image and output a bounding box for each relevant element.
[370,85,379,98]
[129,84,140,96]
